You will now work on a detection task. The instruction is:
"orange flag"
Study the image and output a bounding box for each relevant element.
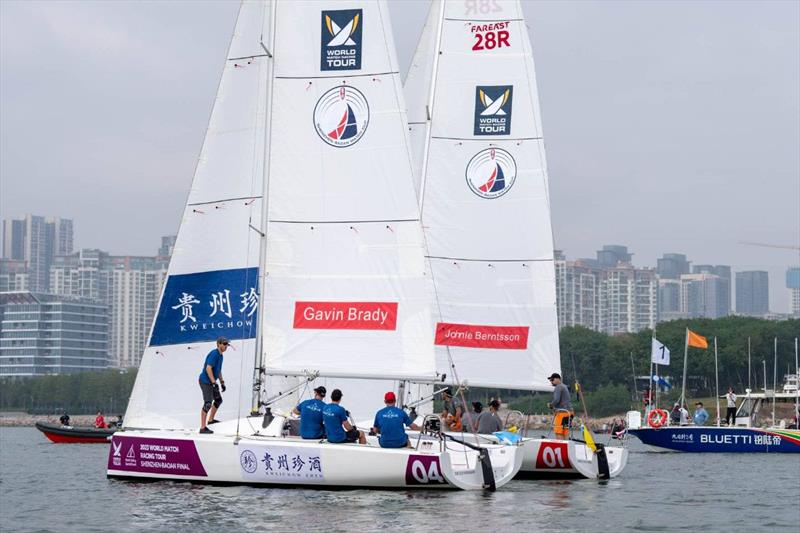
[687,329,708,349]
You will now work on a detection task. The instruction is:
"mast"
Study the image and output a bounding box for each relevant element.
[680,327,689,408]
[251,0,278,416]
[747,336,751,391]
[772,337,777,427]
[714,337,720,427]
[795,337,798,427]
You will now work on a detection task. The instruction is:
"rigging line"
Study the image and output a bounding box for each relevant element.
[426,255,552,263]
[274,71,399,80]
[188,195,262,207]
[227,53,270,61]
[269,218,419,224]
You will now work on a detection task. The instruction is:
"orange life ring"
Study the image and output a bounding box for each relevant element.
[648,409,668,428]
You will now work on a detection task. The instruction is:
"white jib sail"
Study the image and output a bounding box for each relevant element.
[258,1,437,417]
[125,1,270,429]
[407,0,560,391]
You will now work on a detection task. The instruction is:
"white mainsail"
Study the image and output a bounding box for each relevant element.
[125,1,270,429]
[259,1,436,411]
[407,0,560,391]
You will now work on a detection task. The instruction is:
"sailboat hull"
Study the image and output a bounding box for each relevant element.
[106,424,522,490]
[629,426,800,453]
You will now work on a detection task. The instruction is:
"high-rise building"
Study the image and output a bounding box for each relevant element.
[680,273,730,318]
[657,278,682,321]
[596,245,632,268]
[1,215,74,291]
[787,267,800,317]
[48,247,168,368]
[158,235,177,257]
[657,253,690,280]
[555,259,601,330]
[735,270,770,315]
[599,264,657,334]
[0,259,29,292]
[0,292,109,376]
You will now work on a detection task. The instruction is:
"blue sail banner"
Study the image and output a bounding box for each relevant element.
[150,267,259,346]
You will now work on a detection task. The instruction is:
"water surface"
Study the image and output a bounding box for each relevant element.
[1,427,797,532]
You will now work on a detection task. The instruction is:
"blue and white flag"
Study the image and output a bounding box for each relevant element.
[652,375,672,389]
[651,338,670,365]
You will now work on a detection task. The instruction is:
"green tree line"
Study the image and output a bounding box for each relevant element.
[0,369,137,415]
[1,317,797,417]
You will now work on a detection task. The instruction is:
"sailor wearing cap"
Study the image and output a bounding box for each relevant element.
[546,373,573,440]
[372,392,420,448]
[293,386,327,439]
[198,336,229,434]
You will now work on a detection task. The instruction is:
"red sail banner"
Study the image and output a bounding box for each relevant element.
[434,322,529,349]
[293,302,398,330]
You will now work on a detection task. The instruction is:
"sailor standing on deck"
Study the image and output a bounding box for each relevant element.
[547,373,573,440]
[725,387,737,426]
[198,336,227,434]
[477,399,503,434]
[440,388,464,431]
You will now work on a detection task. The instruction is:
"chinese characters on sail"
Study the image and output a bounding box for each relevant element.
[150,267,259,346]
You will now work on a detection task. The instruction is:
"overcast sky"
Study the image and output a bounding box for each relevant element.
[1,0,798,312]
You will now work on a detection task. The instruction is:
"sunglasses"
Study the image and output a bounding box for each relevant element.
[220,342,230,346]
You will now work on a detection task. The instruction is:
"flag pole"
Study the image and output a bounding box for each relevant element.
[714,337,720,427]
[680,327,689,409]
[747,336,751,391]
[772,337,777,427]
[794,337,798,428]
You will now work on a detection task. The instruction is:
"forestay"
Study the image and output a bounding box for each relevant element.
[125,1,270,429]
[407,0,560,391]
[260,1,437,384]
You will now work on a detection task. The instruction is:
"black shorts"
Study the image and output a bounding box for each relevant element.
[345,428,359,443]
[199,380,222,407]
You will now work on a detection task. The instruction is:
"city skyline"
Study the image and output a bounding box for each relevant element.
[1,1,798,311]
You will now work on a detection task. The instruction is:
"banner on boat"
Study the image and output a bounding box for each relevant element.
[434,322,529,349]
[108,436,207,477]
[238,445,324,483]
[474,85,513,135]
[320,9,363,71]
[150,267,259,346]
[293,301,398,330]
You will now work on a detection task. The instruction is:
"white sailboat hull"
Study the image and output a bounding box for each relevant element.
[107,420,522,490]
[408,431,628,479]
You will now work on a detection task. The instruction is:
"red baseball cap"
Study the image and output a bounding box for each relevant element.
[384,391,396,402]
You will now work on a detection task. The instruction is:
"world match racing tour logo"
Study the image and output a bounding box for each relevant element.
[474,85,513,136]
[321,9,363,71]
[314,85,369,148]
[465,147,517,199]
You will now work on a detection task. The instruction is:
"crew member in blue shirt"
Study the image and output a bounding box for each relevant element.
[292,386,327,439]
[372,391,420,448]
[693,402,709,426]
[198,336,228,434]
[322,389,366,444]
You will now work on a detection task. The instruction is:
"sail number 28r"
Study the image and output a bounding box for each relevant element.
[470,21,511,51]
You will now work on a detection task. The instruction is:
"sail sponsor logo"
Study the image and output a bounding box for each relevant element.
[107,436,207,477]
[313,85,369,148]
[293,301,398,330]
[239,445,324,483]
[469,21,510,51]
[320,9,363,71]
[150,267,258,346]
[434,323,529,349]
[474,85,513,135]
[465,148,517,199]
